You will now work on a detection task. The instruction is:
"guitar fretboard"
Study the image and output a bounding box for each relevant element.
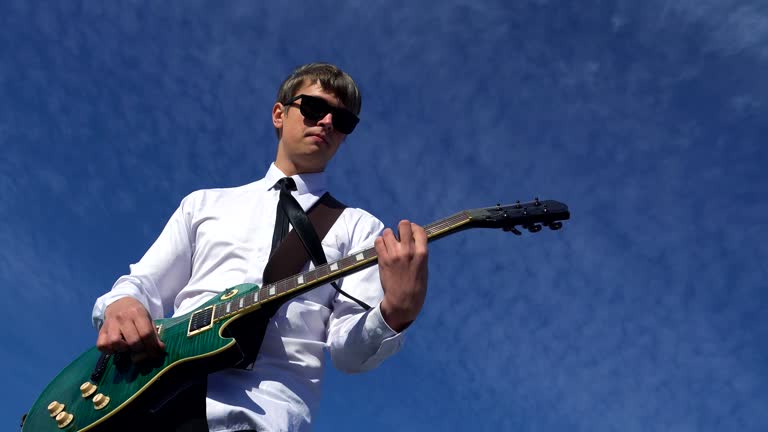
[210,211,471,321]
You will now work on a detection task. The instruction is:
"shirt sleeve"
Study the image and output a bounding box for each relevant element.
[91,192,197,329]
[325,210,406,373]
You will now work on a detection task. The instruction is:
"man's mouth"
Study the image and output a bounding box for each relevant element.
[309,134,328,145]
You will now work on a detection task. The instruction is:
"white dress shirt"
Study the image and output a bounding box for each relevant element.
[92,163,404,431]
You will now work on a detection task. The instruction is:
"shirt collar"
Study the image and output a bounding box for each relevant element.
[264,163,327,196]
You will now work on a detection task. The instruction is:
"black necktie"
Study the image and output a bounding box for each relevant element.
[270,177,298,256]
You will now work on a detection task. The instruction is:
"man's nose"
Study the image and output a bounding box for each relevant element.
[317,112,333,131]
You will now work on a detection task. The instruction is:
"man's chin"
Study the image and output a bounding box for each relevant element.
[294,156,328,174]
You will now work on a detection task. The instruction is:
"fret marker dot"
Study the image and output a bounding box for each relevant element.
[355,253,364,261]
[330,263,338,271]
[269,286,276,296]
[297,275,304,284]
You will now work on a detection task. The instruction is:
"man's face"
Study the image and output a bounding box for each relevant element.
[272,81,349,175]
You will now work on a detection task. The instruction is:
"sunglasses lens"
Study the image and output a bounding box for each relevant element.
[298,96,328,121]
[333,112,358,134]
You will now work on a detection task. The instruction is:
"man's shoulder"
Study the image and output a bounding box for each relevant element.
[339,205,379,223]
[179,180,264,210]
[336,205,385,239]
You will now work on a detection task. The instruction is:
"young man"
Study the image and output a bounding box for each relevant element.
[92,63,428,431]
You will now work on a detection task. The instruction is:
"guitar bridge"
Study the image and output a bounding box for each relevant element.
[187,305,215,336]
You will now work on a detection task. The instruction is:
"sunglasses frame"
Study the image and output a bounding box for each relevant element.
[283,94,359,134]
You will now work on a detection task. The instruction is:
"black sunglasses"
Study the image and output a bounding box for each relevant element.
[283,94,359,134]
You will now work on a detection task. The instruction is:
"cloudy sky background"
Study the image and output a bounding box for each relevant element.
[2,1,767,430]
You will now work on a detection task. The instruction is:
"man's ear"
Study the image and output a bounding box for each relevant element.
[272,102,284,129]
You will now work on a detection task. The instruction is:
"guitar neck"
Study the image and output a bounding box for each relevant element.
[209,199,570,322]
[210,210,472,321]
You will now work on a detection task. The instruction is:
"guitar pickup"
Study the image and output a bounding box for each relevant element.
[187,306,215,336]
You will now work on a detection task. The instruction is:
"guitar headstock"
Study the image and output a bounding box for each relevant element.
[465,198,570,235]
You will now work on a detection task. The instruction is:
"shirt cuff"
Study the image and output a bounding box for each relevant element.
[358,303,405,370]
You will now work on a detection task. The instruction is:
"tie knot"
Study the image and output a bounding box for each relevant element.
[275,177,297,192]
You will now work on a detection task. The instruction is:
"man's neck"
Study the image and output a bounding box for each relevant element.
[274,160,325,177]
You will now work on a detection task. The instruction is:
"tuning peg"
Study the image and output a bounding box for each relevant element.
[503,226,522,235]
[547,221,563,231]
[525,224,542,233]
[533,197,541,206]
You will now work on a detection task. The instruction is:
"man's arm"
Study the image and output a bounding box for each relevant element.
[93,193,197,356]
[326,216,429,373]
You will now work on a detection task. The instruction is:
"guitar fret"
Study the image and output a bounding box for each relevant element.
[427,219,456,233]
[315,265,329,278]
[342,255,357,267]
[302,271,313,284]
[424,212,466,236]
[281,278,293,293]
[335,258,348,271]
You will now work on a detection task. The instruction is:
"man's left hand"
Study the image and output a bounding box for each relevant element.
[376,220,429,332]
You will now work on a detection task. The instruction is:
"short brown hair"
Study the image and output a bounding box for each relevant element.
[274,63,362,138]
[277,63,361,114]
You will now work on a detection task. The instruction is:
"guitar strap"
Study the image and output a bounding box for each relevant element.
[262,192,346,285]
[263,191,373,311]
[228,192,351,371]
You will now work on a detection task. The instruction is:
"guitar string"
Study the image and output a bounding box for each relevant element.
[158,212,472,334]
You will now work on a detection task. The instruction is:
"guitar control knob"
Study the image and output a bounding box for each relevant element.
[80,382,98,398]
[47,401,65,417]
[55,411,74,428]
[93,393,110,410]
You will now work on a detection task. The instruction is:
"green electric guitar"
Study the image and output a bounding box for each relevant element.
[22,199,570,431]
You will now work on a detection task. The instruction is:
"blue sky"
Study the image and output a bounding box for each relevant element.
[2,1,767,431]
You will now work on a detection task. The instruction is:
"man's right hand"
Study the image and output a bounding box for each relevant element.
[96,297,166,358]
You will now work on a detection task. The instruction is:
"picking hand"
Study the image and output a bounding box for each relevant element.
[96,297,166,358]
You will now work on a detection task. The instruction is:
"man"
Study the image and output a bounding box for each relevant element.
[92,63,428,431]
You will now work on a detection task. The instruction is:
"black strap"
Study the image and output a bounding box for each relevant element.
[262,192,343,285]
[264,192,372,311]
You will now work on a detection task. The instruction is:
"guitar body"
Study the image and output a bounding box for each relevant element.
[23,283,265,432]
